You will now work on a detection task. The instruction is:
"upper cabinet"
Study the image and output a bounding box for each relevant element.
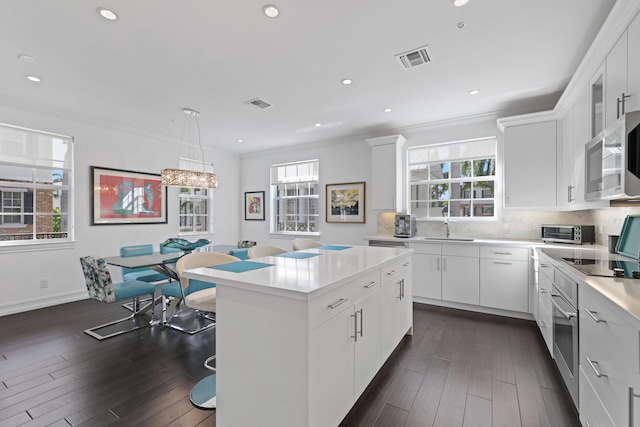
[591,62,605,138]
[627,10,640,113]
[605,32,628,128]
[366,134,406,212]
[501,117,557,209]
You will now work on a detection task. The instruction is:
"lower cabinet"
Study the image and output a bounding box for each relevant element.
[537,256,554,355]
[441,244,480,305]
[479,246,529,312]
[410,243,442,300]
[310,254,411,427]
[579,282,640,427]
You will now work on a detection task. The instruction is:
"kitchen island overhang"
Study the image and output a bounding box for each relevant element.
[183,245,414,427]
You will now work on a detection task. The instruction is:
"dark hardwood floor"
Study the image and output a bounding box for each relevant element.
[0,300,579,426]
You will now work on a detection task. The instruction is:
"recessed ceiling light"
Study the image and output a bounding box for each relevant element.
[97,8,118,21]
[237,139,243,143]
[18,54,34,62]
[469,89,480,95]
[26,75,41,82]
[341,78,353,85]
[456,22,467,30]
[452,0,470,6]
[383,108,392,113]
[263,5,279,18]
[315,123,322,127]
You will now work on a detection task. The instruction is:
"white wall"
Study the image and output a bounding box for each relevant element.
[0,103,241,316]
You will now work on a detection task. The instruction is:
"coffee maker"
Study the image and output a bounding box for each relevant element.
[394,214,416,238]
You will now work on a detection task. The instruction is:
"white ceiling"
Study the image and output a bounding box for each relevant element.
[0,0,615,154]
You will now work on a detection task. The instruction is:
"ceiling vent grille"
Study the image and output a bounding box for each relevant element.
[244,98,273,109]
[395,45,432,69]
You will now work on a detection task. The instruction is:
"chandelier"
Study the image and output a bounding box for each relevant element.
[161,108,219,189]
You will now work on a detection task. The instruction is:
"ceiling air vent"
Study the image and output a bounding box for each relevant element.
[244,98,273,109]
[395,45,432,70]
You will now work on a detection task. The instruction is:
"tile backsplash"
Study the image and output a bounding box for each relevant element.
[376,207,640,245]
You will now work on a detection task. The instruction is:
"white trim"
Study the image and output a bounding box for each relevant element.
[0,291,87,317]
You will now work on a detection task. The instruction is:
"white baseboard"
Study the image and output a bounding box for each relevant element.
[0,291,88,317]
[413,296,534,321]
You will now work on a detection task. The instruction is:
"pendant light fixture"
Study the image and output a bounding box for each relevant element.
[161,108,219,189]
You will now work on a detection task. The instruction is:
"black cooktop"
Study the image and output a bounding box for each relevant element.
[562,257,640,279]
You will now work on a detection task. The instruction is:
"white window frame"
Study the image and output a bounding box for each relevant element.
[177,158,213,236]
[408,138,497,221]
[0,188,25,226]
[270,159,320,236]
[0,123,74,246]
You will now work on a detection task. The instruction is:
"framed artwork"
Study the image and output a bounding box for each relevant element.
[91,166,167,225]
[245,191,265,220]
[326,182,366,223]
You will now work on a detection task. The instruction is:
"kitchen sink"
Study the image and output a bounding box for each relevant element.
[419,237,475,242]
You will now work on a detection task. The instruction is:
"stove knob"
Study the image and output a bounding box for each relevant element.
[613,268,625,277]
[633,270,640,279]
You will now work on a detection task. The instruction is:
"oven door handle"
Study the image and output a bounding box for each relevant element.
[550,293,577,320]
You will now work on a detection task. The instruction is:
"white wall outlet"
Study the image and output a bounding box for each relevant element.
[40,278,49,288]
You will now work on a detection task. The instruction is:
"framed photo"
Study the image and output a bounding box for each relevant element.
[326,182,366,223]
[91,166,167,225]
[245,191,265,221]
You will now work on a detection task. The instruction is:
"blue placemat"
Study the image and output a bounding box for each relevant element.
[317,245,352,250]
[274,252,321,259]
[208,261,273,273]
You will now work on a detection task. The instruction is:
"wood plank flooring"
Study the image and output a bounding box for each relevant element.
[0,300,579,426]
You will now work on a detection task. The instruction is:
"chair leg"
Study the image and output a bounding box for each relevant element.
[84,292,156,341]
[191,355,217,409]
[163,310,216,335]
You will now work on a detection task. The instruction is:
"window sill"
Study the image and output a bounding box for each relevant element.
[0,239,76,253]
[270,232,321,239]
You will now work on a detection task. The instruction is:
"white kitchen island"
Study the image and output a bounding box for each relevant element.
[182,245,413,427]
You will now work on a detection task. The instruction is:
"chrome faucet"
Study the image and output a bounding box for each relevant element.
[444,219,450,238]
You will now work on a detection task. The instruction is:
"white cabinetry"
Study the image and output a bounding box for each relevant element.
[441,244,480,305]
[366,134,406,211]
[502,119,557,209]
[628,11,640,113]
[579,282,640,427]
[409,243,442,300]
[380,258,412,361]
[605,31,629,128]
[560,105,575,207]
[536,255,554,356]
[479,246,529,313]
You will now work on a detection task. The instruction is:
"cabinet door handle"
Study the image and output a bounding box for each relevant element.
[586,357,607,378]
[328,298,348,309]
[437,257,440,271]
[585,309,606,323]
[397,279,403,300]
[351,312,358,342]
[493,252,512,255]
[618,96,622,119]
[387,269,398,276]
[364,281,377,289]
[494,261,512,265]
[568,185,574,202]
[358,308,363,338]
[442,258,446,271]
[630,387,640,426]
[401,278,405,299]
[403,262,410,267]
[620,92,631,117]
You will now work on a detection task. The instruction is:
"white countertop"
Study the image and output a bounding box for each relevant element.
[535,244,640,327]
[365,234,539,246]
[182,245,412,301]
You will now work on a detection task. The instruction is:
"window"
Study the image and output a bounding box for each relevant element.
[0,123,73,244]
[177,158,212,234]
[408,138,496,219]
[270,160,319,234]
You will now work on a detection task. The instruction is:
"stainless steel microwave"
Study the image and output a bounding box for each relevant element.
[541,225,595,244]
[585,110,640,201]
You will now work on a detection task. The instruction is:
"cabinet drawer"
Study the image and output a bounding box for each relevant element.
[442,244,479,258]
[537,294,553,356]
[480,246,529,262]
[310,283,354,330]
[538,258,555,282]
[353,270,381,303]
[579,367,615,427]
[381,257,410,285]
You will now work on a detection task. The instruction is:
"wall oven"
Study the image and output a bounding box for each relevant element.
[550,269,579,408]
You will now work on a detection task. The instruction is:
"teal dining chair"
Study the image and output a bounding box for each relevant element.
[79,255,156,340]
[120,244,171,283]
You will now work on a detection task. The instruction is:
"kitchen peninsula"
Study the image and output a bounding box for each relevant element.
[182,245,413,427]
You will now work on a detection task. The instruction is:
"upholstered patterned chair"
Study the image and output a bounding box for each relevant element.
[292,238,324,250]
[247,245,287,258]
[79,255,156,340]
